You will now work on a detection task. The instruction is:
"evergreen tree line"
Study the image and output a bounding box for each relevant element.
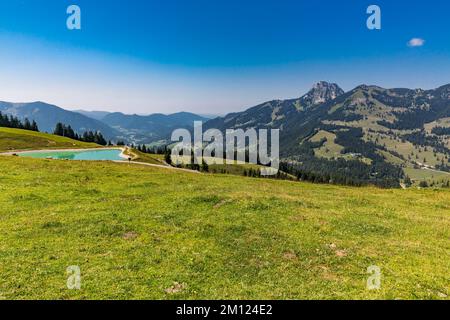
[161,130,403,187]
[130,143,173,167]
[133,144,167,155]
[279,157,402,188]
[242,168,291,180]
[173,151,209,172]
[418,180,450,188]
[53,122,107,146]
[404,130,450,156]
[372,90,440,130]
[432,126,450,136]
[277,127,404,188]
[0,112,39,132]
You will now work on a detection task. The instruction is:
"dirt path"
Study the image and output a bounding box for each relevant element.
[422,167,450,175]
[114,160,201,174]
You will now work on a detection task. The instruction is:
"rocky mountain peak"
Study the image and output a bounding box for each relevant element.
[304,81,344,105]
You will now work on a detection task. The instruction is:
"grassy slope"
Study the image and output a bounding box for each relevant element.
[124,148,167,165]
[0,127,99,152]
[404,167,450,186]
[0,156,448,300]
[307,127,449,186]
[124,149,282,178]
[309,130,372,164]
[310,130,344,159]
[171,154,269,176]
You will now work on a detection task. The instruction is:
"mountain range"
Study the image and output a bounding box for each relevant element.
[99,111,209,144]
[0,101,208,144]
[1,81,449,186]
[0,101,120,139]
[207,81,450,187]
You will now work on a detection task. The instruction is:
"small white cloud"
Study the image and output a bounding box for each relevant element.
[407,38,425,47]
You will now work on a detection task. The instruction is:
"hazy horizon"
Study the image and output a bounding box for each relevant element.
[2,79,450,116]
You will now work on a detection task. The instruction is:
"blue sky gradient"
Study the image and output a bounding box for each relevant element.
[0,0,449,114]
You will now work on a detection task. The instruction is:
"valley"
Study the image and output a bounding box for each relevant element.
[1,82,450,187]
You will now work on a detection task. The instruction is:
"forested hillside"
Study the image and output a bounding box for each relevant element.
[205,83,450,187]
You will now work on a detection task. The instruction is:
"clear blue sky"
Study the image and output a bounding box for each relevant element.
[0,0,449,114]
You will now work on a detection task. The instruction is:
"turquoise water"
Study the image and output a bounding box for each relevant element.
[18,149,125,161]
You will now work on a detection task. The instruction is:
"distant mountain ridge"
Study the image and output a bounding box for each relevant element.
[205,81,344,132]
[73,110,111,121]
[0,101,209,145]
[101,111,208,144]
[75,110,219,121]
[102,111,207,128]
[0,101,119,139]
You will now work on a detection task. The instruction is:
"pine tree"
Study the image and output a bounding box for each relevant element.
[93,132,107,146]
[54,123,64,136]
[23,118,31,130]
[419,181,429,188]
[164,150,172,165]
[201,159,209,172]
[31,120,39,131]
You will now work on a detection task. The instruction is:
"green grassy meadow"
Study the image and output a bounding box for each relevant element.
[124,148,167,165]
[0,127,99,152]
[0,155,448,300]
